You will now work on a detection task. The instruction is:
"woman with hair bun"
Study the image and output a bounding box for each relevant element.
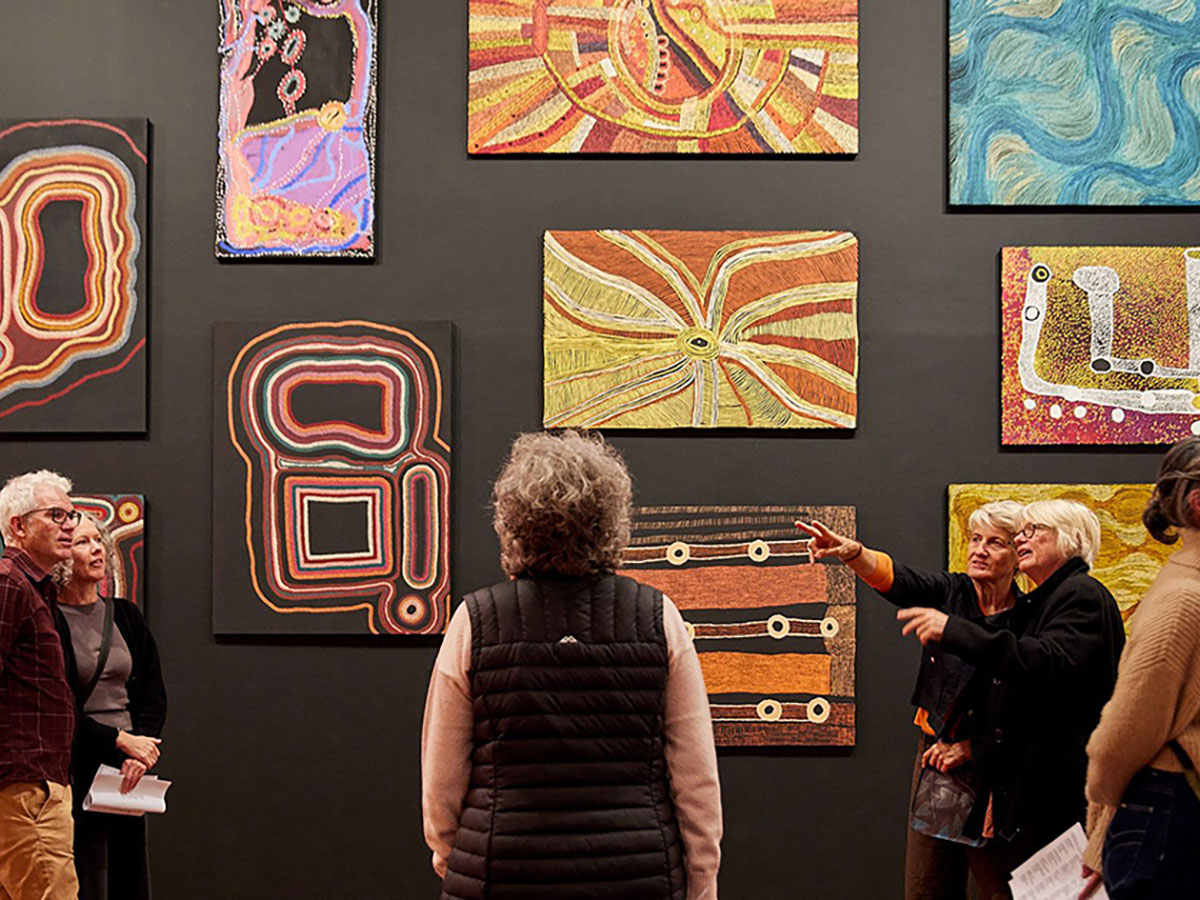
[421,431,722,900]
[1081,438,1200,899]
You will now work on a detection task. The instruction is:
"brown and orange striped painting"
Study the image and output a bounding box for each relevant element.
[619,504,856,746]
[544,230,859,429]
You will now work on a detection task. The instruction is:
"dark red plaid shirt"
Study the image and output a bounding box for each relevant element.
[0,547,74,786]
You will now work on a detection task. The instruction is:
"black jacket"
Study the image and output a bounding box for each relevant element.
[941,558,1124,843]
[51,598,167,797]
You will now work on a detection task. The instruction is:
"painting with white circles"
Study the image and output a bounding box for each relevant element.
[1002,246,1200,444]
[618,504,856,747]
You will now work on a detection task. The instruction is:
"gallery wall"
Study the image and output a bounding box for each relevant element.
[0,1,1181,898]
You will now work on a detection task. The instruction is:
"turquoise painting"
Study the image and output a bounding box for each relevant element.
[949,0,1200,206]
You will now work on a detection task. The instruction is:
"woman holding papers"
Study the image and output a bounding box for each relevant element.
[53,510,166,900]
[1082,439,1200,899]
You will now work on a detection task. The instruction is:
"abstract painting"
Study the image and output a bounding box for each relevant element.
[217,0,377,257]
[73,494,145,608]
[1002,246,1200,445]
[468,0,858,154]
[949,483,1168,629]
[619,504,856,746]
[950,1,1200,205]
[543,230,858,429]
[0,119,147,431]
[212,321,451,635]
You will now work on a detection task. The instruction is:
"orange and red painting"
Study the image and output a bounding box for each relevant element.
[469,0,858,154]
[544,230,859,429]
[619,504,856,747]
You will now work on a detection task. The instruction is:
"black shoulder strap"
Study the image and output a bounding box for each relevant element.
[79,599,114,704]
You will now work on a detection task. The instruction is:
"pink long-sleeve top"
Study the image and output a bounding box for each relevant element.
[421,594,722,899]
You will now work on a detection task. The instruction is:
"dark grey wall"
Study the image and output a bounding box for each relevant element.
[0,2,1176,898]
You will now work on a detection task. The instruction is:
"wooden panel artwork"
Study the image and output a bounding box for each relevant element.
[619,504,856,746]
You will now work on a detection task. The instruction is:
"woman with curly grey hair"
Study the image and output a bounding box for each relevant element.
[422,431,721,900]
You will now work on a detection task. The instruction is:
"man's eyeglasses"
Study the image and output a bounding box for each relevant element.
[1018,523,1052,539]
[25,507,82,526]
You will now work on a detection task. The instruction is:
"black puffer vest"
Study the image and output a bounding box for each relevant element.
[441,574,685,900]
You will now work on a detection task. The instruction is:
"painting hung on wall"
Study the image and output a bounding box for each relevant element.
[0,119,147,432]
[217,0,377,258]
[950,1,1200,206]
[949,483,1168,629]
[543,230,858,429]
[1002,246,1200,445]
[73,494,146,608]
[468,0,858,154]
[618,504,856,746]
[212,320,451,635]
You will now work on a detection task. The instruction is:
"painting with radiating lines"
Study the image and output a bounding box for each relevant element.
[469,0,858,154]
[212,321,452,635]
[1003,246,1200,445]
[0,119,147,431]
[72,494,145,608]
[618,504,856,746]
[217,0,377,257]
[543,230,858,429]
[950,1,1200,206]
[949,483,1167,631]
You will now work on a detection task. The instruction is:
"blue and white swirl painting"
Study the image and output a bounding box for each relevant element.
[950,0,1200,205]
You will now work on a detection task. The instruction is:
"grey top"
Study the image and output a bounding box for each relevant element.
[57,599,133,731]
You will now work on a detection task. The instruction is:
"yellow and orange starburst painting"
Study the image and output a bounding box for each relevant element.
[469,0,858,154]
[543,230,858,429]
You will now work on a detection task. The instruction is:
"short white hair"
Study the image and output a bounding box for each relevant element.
[1020,499,1101,566]
[968,500,1023,538]
[0,470,73,543]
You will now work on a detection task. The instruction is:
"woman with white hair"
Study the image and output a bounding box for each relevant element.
[896,499,1125,899]
[798,500,1024,900]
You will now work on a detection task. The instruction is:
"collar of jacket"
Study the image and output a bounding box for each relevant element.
[2,544,54,592]
[1020,555,1089,606]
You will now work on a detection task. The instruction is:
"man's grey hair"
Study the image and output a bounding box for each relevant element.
[0,470,73,543]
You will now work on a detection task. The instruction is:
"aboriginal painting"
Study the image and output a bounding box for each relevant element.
[950,1,1200,206]
[212,321,451,635]
[468,0,858,154]
[73,494,146,608]
[543,230,858,429]
[1002,246,1200,445]
[217,0,377,258]
[0,119,147,431]
[949,483,1168,630]
[618,504,856,746]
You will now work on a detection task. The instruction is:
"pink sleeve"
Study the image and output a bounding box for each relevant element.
[663,595,722,900]
[420,602,474,878]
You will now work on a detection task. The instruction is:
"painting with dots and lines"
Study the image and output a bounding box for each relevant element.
[543,230,858,429]
[468,0,858,154]
[212,321,452,635]
[1002,246,1200,444]
[217,0,377,258]
[0,119,147,432]
[618,504,856,746]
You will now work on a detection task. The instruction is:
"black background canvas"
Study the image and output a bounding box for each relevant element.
[0,2,1179,898]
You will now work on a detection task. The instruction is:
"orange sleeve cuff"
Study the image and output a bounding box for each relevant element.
[862,551,894,592]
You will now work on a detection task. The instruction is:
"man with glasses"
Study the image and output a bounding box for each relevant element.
[0,471,81,900]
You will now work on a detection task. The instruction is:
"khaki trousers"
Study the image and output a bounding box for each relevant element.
[0,782,79,900]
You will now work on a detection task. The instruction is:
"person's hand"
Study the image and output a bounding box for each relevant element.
[115,731,161,768]
[1079,865,1103,899]
[897,608,949,645]
[794,520,861,563]
[922,740,971,773]
[120,758,148,794]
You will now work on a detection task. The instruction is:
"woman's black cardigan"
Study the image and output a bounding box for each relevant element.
[51,597,167,797]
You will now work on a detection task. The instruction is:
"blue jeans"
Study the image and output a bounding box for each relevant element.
[1103,768,1200,899]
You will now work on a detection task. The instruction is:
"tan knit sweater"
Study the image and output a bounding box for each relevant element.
[1083,530,1200,870]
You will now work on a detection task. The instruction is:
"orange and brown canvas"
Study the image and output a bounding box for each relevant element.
[619,504,856,746]
[544,230,859,429]
[948,484,1170,631]
[468,0,858,154]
